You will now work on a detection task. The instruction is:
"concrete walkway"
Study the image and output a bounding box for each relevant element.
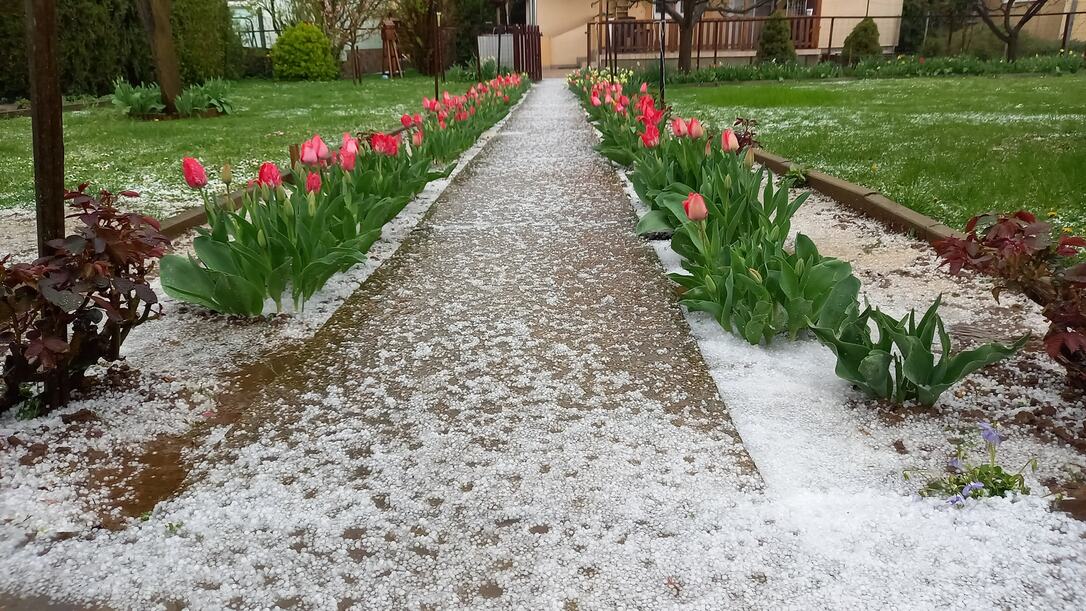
[4,80,761,609]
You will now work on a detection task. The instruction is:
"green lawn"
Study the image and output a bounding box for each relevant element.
[668,74,1086,234]
[0,76,438,218]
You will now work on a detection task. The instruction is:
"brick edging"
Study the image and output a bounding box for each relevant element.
[754,149,962,244]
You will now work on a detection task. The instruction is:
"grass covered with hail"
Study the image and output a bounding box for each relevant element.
[0,76,438,218]
[667,74,1086,234]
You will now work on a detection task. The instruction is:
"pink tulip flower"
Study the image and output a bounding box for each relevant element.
[683,192,708,221]
[721,128,740,153]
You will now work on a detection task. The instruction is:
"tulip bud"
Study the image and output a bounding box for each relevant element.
[276,185,288,201]
[221,162,232,187]
[682,192,708,222]
[307,191,317,216]
[182,157,208,189]
[705,274,718,295]
[257,229,267,247]
[748,268,763,284]
[744,147,755,169]
[282,196,294,219]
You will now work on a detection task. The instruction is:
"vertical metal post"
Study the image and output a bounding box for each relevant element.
[431,0,439,98]
[658,0,666,104]
[24,0,66,258]
[257,10,267,49]
[1062,11,1074,52]
[826,17,834,59]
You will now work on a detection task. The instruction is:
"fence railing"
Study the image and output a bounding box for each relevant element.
[587,11,1086,68]
[480,25,543,81]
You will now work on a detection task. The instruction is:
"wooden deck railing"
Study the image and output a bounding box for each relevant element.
[589,15,822,60]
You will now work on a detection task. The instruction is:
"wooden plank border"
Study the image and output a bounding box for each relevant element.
[753,149,961,244]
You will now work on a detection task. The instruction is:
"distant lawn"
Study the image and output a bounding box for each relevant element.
[668,74,1086,234]
[0,76,438,218]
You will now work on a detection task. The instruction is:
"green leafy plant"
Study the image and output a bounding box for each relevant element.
[757,10,797,64]
[270,23,339,81]
[175,79,233,116]
[784,164,809,188]
[907,422,1036,504]
[111,78,164,115]
[842,17,883,64]
[811,295,1028,406]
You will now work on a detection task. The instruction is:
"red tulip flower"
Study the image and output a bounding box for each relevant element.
[305,172,321,193]
[371,132,400,156]
[182,157,207,189]
[401,114,413,128]
[590,93,602,107]
[683,192,708,222]
[640,124,660,148]
[413,113,424,126]
[257,162,282,187]
[640,82,648,94]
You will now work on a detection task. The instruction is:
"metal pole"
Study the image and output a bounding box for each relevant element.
[24,0,66,258]
[658,0,666,104]
[431,0,439,98]
[257,10,267,49]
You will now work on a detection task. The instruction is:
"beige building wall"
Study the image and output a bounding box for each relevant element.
[817,0,903,50]
[538,0,599,67]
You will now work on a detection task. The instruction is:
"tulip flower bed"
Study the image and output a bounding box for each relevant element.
[163,75,526,316]
[0,74,527,414]
[570,68,1032,412]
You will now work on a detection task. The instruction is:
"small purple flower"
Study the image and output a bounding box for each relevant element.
[961,481,985,497]
[979,422,1002,446]
[948,458,965,472]
[947,494,965,506]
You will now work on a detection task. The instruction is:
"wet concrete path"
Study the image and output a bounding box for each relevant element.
[8,80,761,609]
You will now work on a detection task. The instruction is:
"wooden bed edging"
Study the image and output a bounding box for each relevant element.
[754,149,962,245]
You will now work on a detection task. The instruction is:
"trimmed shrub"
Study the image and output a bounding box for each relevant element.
[271,23,340,81]
[757,10,797,64]
[842,18,883,63]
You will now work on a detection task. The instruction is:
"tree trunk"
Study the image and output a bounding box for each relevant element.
[677,22,694,73]
[139,0,182,114]
[1005,31,1019,61]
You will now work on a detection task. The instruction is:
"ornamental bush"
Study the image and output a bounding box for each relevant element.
[1,187,169,413]
[271,23,340,81]
[842,17,883,63]
[757,10,797,64]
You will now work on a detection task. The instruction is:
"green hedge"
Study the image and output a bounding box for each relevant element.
[0,0,153,102]
[636,53,1084,86]
[0,0,239,103]
[172,0,243,83]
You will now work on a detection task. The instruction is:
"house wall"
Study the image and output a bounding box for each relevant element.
[817,0,903,50]
[538,0,600,67]
[536,0,908,68]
